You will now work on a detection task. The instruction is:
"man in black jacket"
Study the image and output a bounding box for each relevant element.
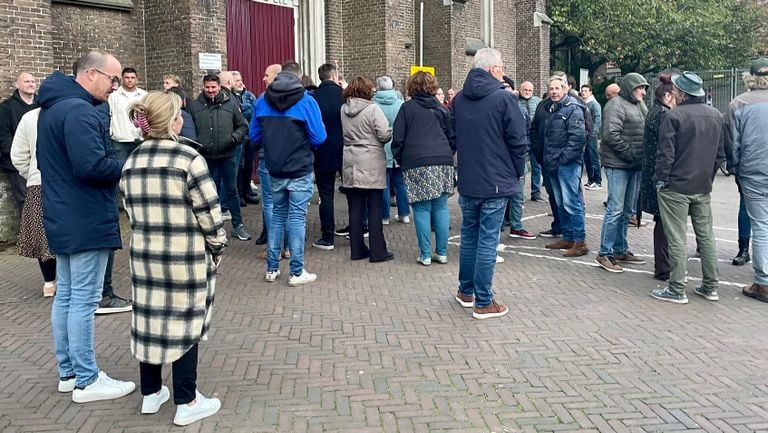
[188,73,250,241]
[0,72,38,213]
[452,48,528,320]
[652,72,725,304]
[310,63,344,250]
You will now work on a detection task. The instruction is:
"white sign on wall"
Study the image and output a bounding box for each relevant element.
[198,53,222,71]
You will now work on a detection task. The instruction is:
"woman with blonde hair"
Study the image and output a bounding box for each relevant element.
[120,91,227,426]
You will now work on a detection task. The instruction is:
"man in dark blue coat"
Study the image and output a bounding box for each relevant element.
[37,51,136,403]
[310,63,345,250]
[452,48,528,320]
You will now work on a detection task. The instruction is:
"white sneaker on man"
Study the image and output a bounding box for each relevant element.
[141,385,170,414]
[395,214,411,223]
[71,371,135,403]
[58,377,76,393]
[288,269,317,286]
[173,391,221,426]
[265,269,280,283]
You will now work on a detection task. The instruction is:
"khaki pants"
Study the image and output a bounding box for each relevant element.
[657,189,719,295]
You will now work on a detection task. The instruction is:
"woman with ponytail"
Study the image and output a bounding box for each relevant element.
[120,91,227,426]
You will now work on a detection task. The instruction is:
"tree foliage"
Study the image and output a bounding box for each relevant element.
[549,0,766,74]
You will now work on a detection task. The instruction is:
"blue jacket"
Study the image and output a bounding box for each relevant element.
[373,89,404,168]
[311,80,345,172]
[180,110,197,140]
[542,94,586,173]
[37,71,123,254]
[249,72,327,179]
[452,68,528,198]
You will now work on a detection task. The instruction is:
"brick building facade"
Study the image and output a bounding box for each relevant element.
[0,0,551,241]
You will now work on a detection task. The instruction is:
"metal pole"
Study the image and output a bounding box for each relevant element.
[419,1,424,66]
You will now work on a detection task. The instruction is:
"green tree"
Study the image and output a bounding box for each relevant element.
[549,0,766,75]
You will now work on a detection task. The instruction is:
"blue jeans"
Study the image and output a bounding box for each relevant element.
[508,190,524,231]
[543,172,562,234]
[382,167,409,220]
[458,195,507,308]
[583,136,601,185]
[209,152,243,226]
[258,159,273,233]
[743,180,768,284]
[268,173,313,276]
[738,189,752,239]
[111,139,139,162]
[599,167,639,256]
[52,248,110,388]
[549,162,586,242]
[412,193,450,260]
[530,150,542,197]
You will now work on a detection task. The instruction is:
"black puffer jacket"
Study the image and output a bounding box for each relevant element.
[188,89,248,160]
[640,100,669,216]
[600,72,648,170]
[542,95,586,173]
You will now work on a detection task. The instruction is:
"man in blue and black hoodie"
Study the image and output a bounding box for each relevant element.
[250,70,327,287]
[452,48,528,320]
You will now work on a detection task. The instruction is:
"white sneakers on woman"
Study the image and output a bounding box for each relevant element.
[173,391,222,426]
[141,385,170,414]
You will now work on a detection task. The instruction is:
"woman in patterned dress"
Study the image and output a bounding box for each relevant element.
[120,91,227,426]
[391,72,456,265]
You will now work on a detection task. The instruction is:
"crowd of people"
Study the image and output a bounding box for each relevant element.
[1,48,767,425]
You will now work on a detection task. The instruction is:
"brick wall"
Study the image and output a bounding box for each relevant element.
[420,1,453,91]
[0,0,53,98]
[50,1,146,84]
[515,0,550,96]
[339,0,387,80]
[144,0,194,92]
[187,0,227,95]
[325,1,344,70]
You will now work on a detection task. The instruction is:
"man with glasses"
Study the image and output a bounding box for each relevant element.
[37,51,136,403]
[518,81,543,203]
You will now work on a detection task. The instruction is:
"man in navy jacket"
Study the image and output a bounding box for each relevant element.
[452,48,528,320]
[37,51,135,403]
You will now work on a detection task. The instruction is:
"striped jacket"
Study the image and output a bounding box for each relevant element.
[120,138,227,365]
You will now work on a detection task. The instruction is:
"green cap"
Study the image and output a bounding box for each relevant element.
[750,57,768,76]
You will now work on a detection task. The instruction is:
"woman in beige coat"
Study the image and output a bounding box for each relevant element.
[340,77,394,262]
[120,92,227,426]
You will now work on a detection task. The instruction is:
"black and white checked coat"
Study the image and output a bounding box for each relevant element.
[120,138,227,365]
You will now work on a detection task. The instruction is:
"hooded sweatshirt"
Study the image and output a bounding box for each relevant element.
[391,93,455,171]
[600,72,648,170]
[452,68,528,198]
[373,89,404,168]
[250,72,327,179]
[0,89,38,170]
[36,71,123,255]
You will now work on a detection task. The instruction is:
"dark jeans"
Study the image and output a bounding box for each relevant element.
[140,343,198,405]
[738,188,752,240]
[583,136,601,184]
[39,258,56,282]
[315,170,339,242]
[653,215,670,280]
[102,250,115,297]
[530,151,542,197]
[346,188,388,261]
[542,171,562,234]
[209,153,243,226]
[237,141,255,199]
[2,167,27,214]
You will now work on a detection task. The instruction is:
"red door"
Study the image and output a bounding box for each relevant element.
[226,0,295,95]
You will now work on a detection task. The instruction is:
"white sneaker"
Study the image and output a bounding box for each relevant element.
[288,269,317,286]
[141,385,170,414]
[221,210,232,221]
[417,257,431,266]
[495,255,505,264]
[435,255,448,264]
[173,390,221,426]
[72,371,135,403]
[58,377,75,393]
[265,269,280,283]
[396,215,411,223]
[382,218,390,225]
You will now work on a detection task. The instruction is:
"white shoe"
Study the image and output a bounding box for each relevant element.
[288,269,317,286]
[221,210,232,221]
[72,371,135,403]
[141,385,170,414]
[58,377,75,393]
[173,391,221,426]
[417,257,431,266]
[435,255,448,264]
[495,255,505,264]
[265,269,280,283]
[396,215,411,224]
[382,218,390,225]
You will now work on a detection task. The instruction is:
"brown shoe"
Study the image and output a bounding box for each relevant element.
[596,255,623,273]
[454,291,474,308]
[282,249,291,259]
[743,283,768,303]
[563,241,589,257]
[472,300,509,319]
[545,239,574,250]
[629,215,648,227]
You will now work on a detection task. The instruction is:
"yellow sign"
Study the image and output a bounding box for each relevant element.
[410,66,435,76]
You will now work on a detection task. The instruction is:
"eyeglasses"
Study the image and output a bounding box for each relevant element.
[92,68,120,86]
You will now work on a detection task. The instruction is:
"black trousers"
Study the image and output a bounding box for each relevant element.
[237,141,255,199]
[140,343,198,404]
[315,170,338,242]
[653,215,670,280]
[346,188,388,261]
[38,258,56,282]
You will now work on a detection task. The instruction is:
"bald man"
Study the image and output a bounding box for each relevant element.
[219,70,234,91]
[263,64,281,88]
[0,72,38,212]
[605,83,620,100]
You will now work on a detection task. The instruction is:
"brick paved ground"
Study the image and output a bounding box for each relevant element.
[1,174,767,433]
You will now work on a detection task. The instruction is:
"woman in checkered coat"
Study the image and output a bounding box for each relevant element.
[119,91,227,426]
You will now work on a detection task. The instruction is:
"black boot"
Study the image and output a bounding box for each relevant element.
[255,220,268,245]
[732,237,750,266]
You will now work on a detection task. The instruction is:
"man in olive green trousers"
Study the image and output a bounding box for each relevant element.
[652,72,725,304]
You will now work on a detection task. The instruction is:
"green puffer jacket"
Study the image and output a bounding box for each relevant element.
[188,89,248,160]
[599,73,648,170]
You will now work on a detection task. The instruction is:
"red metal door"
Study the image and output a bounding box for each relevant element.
[226,0,295,95]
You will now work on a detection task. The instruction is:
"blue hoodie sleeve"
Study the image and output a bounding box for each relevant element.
[503,95,529,178]
[302,95,327,148]
[249,96,264,150]
[63,107,123,184]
